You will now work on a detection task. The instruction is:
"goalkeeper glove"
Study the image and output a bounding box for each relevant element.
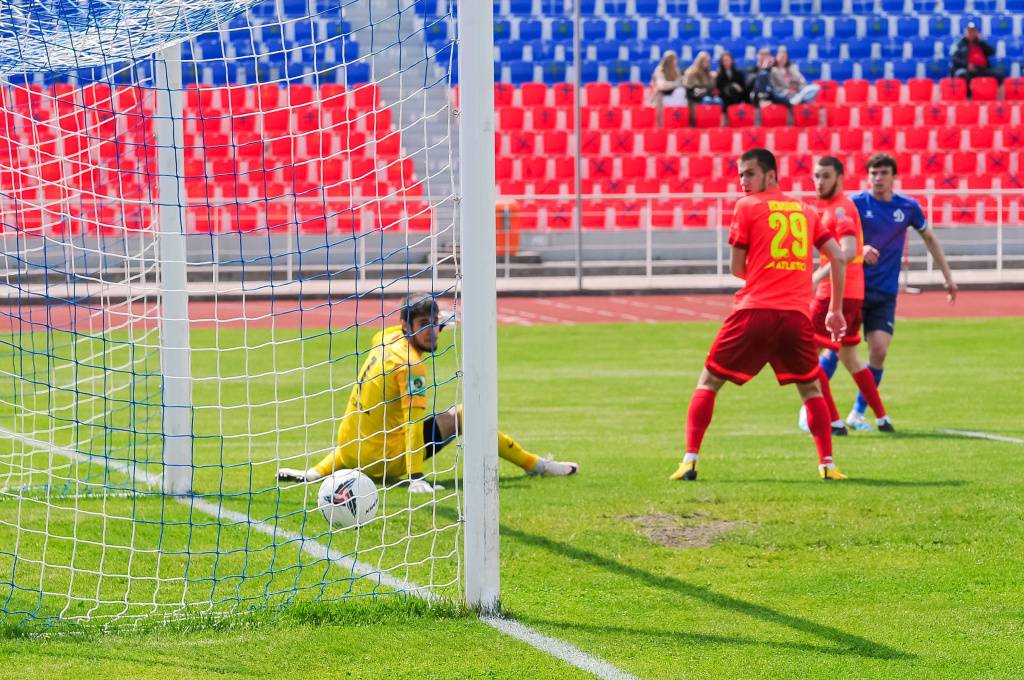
[276,468,324,483]
[408,477,445,494]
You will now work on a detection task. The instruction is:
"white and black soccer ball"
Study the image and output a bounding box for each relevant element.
[317,470,379,529]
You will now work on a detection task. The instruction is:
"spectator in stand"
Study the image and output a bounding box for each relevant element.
[950,22,1004,91]
[746,47,773,93]
[751,52,791,108]
[648,50,687,127]
[770,48,821,105]
[716,51,748,109]
[683,51,723,106]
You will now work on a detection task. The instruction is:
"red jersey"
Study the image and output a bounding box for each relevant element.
[813,193,865,301]
[728,188,833,319]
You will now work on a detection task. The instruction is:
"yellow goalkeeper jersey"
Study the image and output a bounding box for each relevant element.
[328,325,428,477]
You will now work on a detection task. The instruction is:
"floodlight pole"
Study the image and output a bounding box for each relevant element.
[155,44,193,495]
[459,0,501,613]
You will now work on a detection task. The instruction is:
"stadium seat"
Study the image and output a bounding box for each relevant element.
[693,105,722,128]
[608,130,635,154]
[875,79,902,103]
[619,156,646,180]
[663,107,690,129]
[839,128,865,153]
[816,80,839,104]
[1004,126,1024,149]
[553,83,575,106]
[643,129,669,153]
[954,103,980,126]
[629,106,657,129]
[843,79,870,104]
[891,104,916,127]
[654,155,681,180]
[708,128,734,153]
[673,129,699,154]
[787,154,813,177]
[614,200,643,229]
[859,104,886,127]
[806,127,833,152]
[543,130,568,154]
[687,155,713,179]
[1004,78,1024,101]
[872,127,898,151]
[970,77,999,102]
[739,128,766,150]
[986,103,1013,127]
[904,127,930,151]
[773,127,799,151]
[952,151,978,175]
[919,152,946,175]
[760,104,788,127]
[619,82,645,106]
[826,104,852,127]
[939,78,967,102]
[984,150,1009,174]
[727,103,756,128]
[969,126,995,150]
[922,104,948,126]
[585,82,611,106]
[936,126,962,151]
[906,78,934,103]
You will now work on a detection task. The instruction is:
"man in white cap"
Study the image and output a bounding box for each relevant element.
[949,21,1003,91]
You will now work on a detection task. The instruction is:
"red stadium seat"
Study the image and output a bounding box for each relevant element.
[663,106,690,129]
[871,127,898,151]
[939,78,967,102]
[581,200,609,229]
[874,79,902,103]
[954,103,980,126]
[553,156,575,181]
[521,156,547,181]
[922,104,948,126]
[967,174,993,190]
[693,105,722,128]
[543,130,568,154]
[521,83,548,106]
[843,79,870,104]
[969,126,995,149]
[838,128,864,153]
[727,103,756,128]
[918,152,946,175]
[700,177,730,194]
[680,198,712,228]
[825,104,852,127]
[952,151,978,175]
[517,201,540,229]
[580,130,603,155]
[654,155,682,179]
[936,126,962,151]
[667,177,695,193]
[650,199,677,228]
[545,201,574,229]
[984,150,1010,174]
[586,156,614,180]
[1004,78,1024,101]
[498,107,524,131]
[806,127,833,152]
[585,82,612,106]
[495,83,514,107]
[633,178,662,194]
[891,152,914,175]
[1004,126,1024,149]
[793,104,819,127]
[618,82,646,106]
[816,80,839,104]
[773,127,799,152]
[673,129,699,154]
[596,106,624,130]
[629,106,657,129]
[614,199,644,229]
[898,175,927,191]
[904,127,930,151]
[788,154,813,177]
[497,179,526,195]
[707,128,734,153]
[642,129,669,153]
[578,106,597,130]
[686,155,713,178]
[906,78,935,103]
[760,104,789,127]
[858,104,886,127]
[534,179,565,195]
[531,106,560,130]
[739,128,766,151]
[508,131,536,155]
[985,102,1013,126]
[620,155,647,180]
[552,83,575,107]
[600,177,627,193]
[970,77,999,101]
[608,130,635,154]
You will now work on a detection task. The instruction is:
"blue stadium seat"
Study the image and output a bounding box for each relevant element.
[281,0,310,16]
[973,0,996,11]
[577,60,599,83]
[897,17,920,38]
[880,0,905,12]
[718,37,749,56]
[910,37,937,59]
[801,60,822,80]
[583,19,607,41]
[924,58,949,80]
[879,38,904,59]
[496,40,524,60]
[508,0,533,14]
[539,0,566,12]
[849,0,873,12]
[708,19,733,40]
[821,0,844,14]
[665,0,691,11]
[739,19,763,39]
[261,23,283,42]
[494,20,512,41]
[508,60,536,84]
[789,0,814,15]
[603,0,629,15]
[590,40,621,60]
[785,41,810,59]
[528,40,555,60]
[847,39,874,60]
[830,18,855,40]
[865,17,889,39]
[519,19,543,41]
[198,38,224,60]
[637,59,659,81]
[424,21,449,44]
[626,41,651,59]
[414,0,439,18]
[1006,0,1024,12]
[828,60,855,82]
[645,19,671,41]
[943,0,966,12]
[550,19,573,42]
[802,18,826,40]
[817,40,841,59]
[862,59,886,79]
[927,17,953,37]
[912,0,937,11]
[729,0,754,12]
[635,0,660,13]
[989,57,1011,77]
[696,0,723,15]
[251,0,278,17]
[770,18,794,40]
[678,17,701,40]
[325,21,353,38]
[759,0,782,12]
[293,21,314,44]
[615,19,640,40]
[603,59,633,83]
[990,15,1014,38]
[344,62,371,85]
[891,58,918,80]
[576,0,598,14]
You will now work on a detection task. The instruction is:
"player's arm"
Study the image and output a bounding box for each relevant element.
[811,235,856,287]
[729,245,747,280]
[917,227,958,305]
[819,238,848,341]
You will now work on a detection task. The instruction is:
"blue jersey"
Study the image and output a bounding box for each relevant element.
[850,191,927,299]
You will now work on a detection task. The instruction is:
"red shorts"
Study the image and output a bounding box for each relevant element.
[705,309,820,386]
[810,297,863,351]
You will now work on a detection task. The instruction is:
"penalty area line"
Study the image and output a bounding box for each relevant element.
[934,429,1024,444]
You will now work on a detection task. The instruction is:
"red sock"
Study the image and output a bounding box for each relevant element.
[817,367,841,423]
[685,388,717,453]
[852,368,887,418]
[804,396,833,465]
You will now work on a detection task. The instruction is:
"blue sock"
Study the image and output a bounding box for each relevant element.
[819,350,839,380]
[853,366,884,415]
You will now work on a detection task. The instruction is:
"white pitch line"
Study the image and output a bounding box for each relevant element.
[935,429,1024,444]
[482,616,642,680]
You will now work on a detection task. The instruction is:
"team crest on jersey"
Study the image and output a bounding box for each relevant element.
[893,209,905,222]
[835,208,845,216]
[409,375,427,395]
[864,211,874,218]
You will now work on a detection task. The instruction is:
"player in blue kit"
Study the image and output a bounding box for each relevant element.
[817,153,958,431]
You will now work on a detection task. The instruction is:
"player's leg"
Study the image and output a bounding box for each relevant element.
[277,423,357,483]
[848,296,894,430]
[839,345,893,431]
[671,368,727,481]
[795,380,846,480]
[799,298,847,435]
[433,405,579,477]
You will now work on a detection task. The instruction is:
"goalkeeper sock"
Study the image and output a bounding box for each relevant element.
[852,365,883,415]
[498,431,539,471]
[685,388,717,454]
[804,396,833,465]
[819,350,840,380]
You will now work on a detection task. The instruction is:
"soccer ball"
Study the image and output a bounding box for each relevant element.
[317,470,379,529]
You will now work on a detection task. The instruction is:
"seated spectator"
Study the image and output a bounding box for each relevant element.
[770,48,820,105]
[950,22,1004,91]
[683,51,723,106]
[745,47,772,93]
[715,51,747,109]
[751,53,791,108]
[648,50,687,126]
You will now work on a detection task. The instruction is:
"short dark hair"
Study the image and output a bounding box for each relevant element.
[739,148,778,176]
[402,298,439,326]
[816,156,845,176]
[865,152,898,176]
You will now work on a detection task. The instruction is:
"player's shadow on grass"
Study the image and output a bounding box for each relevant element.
[496,522,914,661]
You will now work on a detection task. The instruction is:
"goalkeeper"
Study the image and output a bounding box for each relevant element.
[277,298,579,493]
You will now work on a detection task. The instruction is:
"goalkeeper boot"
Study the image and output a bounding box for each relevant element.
[526,455,579,477]
[876,415,895,433]
[670,460,698,481]
[819,464,848,480]
[846,410,874,432]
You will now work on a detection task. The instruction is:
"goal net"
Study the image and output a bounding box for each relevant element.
[0,0,472,625]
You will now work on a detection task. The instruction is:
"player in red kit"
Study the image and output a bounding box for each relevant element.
[670,149,850,482]
[798,157,892,436]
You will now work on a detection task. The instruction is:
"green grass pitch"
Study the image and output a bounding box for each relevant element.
[2,316,1023,679]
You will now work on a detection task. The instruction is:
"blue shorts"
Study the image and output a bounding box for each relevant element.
[862,294,898,335]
